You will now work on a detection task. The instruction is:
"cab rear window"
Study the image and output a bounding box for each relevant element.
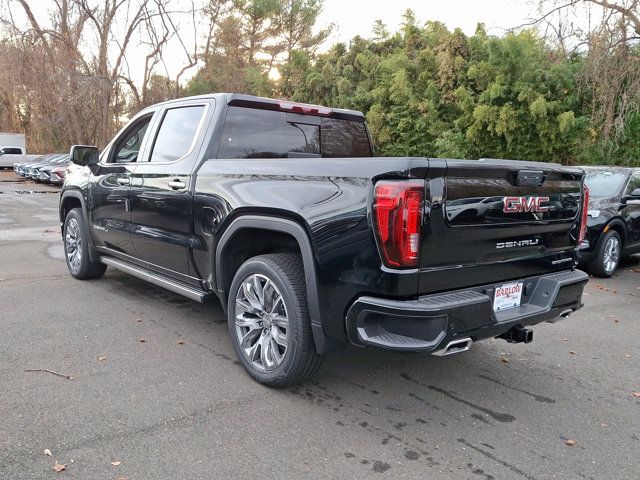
[217,106,371,159]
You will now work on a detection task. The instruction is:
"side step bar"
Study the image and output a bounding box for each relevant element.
[100,256,211,303]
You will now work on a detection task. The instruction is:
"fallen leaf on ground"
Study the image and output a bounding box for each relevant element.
[177,340,184,345]
[97,356,106,362]
[569,351,576,355]
[52,461,66,472]
[139,337,146,343]
[565,439,576,446]
[625,354,631,358]
[44,449,52,456]
[501,357,509,363]
[633,392,640,398]
[111,461,121,466]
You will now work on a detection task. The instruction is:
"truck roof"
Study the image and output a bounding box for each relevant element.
[148,93,366,122]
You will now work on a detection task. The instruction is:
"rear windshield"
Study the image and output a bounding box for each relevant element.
[584,170,627,197]
[217,106,372,159]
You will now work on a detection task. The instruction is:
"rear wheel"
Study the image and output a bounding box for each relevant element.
[227,253,323,387]
[63,208,107,280]
[588,230,621,278]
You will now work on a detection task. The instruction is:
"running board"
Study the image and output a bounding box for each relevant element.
[100,256,211,303]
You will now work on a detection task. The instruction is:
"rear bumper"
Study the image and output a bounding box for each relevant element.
[577,248,597,264]
[345,269,588,353]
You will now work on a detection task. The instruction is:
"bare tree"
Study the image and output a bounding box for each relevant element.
[523,1,640,143]
[0,0,199,150]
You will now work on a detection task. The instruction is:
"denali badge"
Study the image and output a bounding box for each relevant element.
[496,239,540,249]
[503,196,550,213]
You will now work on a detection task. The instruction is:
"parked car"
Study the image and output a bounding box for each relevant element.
[14,154,48,176]
[578,166,640,277]
[0,145,25,168]
[0,132,27,168]
[16,154,52,177]
[27,154,67,180]
[59,93,589,386]
[49,161,70,185]
[38,155,70,183]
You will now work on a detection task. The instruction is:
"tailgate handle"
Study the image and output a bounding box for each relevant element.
[516,170,544,186]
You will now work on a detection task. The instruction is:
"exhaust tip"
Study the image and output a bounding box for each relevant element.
[548,308,574,323]
[431,337,473,357]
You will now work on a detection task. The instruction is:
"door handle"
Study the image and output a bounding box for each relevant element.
[116,177,130,186]
[168,180,186,190]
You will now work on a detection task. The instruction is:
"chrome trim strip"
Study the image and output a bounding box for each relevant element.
[100,256,207,302]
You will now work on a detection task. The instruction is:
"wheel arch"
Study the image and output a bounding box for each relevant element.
[214,215,340,354]
[604,218,626,245]
[59,190,98,262]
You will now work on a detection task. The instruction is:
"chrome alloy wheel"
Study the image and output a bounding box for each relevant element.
[603,235,620,274]
[65,217,82,272]
[234,274,289,372]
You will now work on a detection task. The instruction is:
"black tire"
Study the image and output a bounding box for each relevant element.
[63,208,107,280]
[587,230,622,278]
[227,253,323,387]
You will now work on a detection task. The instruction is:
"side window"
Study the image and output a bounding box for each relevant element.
[111,115,153,163]
[217,107,319,159]
[149,106,205,163]
[626,173,640,195]
[321,119,372,157]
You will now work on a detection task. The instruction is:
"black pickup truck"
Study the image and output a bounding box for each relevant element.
[60,93,589,386]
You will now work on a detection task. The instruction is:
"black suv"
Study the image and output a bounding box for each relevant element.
[579,167,640,276]
[59,93,589,386]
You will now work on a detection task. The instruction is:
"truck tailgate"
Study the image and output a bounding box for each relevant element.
[419,159,583,294]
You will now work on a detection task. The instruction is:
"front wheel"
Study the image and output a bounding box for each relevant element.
[63,208,107,280]
[588,230,621,278]
[227,253,323,387]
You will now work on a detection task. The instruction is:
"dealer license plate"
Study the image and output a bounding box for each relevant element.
[493,282,524,312]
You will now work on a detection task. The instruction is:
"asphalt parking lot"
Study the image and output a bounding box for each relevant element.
[1,170,639,480]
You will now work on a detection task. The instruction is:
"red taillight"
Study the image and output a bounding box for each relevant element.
[579,185,589,243]
[278,101,332,116]
[52,167,66,179]
[373,180,424,268]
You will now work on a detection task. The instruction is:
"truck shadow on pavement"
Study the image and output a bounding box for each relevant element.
[92,264,631,480]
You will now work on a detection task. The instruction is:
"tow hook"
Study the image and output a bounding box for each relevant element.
[499,326,533,344]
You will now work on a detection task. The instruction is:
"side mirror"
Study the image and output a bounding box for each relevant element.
[630,188,640,197]
[70,145,99,166]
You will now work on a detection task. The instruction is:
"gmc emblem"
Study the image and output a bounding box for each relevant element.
[503,196,550,213]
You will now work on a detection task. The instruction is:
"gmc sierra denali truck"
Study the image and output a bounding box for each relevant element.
[59,93,589,386]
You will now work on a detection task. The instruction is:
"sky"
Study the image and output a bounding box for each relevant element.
[317,0,538,44]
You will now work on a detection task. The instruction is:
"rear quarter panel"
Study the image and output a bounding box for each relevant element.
[192,157,429,340]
